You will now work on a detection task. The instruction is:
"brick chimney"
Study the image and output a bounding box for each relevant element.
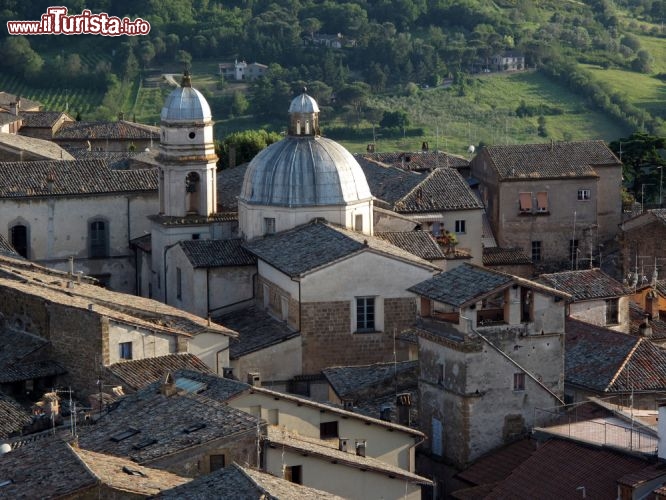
[646,290,659,321]
[160,372,178,397]
[639,315,653,338]
[396,392,412,427]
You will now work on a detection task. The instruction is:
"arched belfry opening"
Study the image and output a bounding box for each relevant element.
[288,87,320,136]
[185,171,201,214]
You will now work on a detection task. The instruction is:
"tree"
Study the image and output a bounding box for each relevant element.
[219,129,282,168]
[380,110,410,128]
[176,50,192,70]
[230,91,249,117]
[537,115,548,137]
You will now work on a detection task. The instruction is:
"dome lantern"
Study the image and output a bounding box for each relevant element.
[288,88,320,136]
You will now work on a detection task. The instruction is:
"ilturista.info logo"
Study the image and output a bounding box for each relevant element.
[7,7,151,36]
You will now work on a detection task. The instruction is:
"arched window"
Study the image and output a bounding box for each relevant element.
[10,224,28,258]
[89,219,109,258]
[185,172,201,214]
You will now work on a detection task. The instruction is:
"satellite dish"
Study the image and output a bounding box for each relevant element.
[467,145,475,154]
[0,443,11,454]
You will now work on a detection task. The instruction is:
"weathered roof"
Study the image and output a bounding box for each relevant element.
[629,301,666,341]
[161,82,212,122]
[480,140,618,180]
[65,149,142,170]
[244,220,436,277]
[360,150,470,172]
[158,463,344,499]
[394,167,484,213]
[356,157,423,205]
[77,374,259,463]
[483,439,649,499]
[0,111,21,126]
[0,159,157,198]
[240,136,372,207]
[0,132,75,160]
[219,306,300,359]
[179,239,257,268]
[455,439,537,487]
[0,359,67,384]
[0,437,188,498]
[217,163,248,211]
[408,264,513,307]
[0,392,31,438]
[130,233,151,253]
[0,233,18,256]
[265,427,432,485]
[537,269,630,301]
[19,110,72,128]
[375,231,445,260]
[566,318,666,393]
[323,360,418,400]
[0,328,49,367]
[106,354,212,391]
[0,92,40,110]
[288,91,320,113]
[0,256,236,338]
[483,247,532,266]
[55,120,159,140]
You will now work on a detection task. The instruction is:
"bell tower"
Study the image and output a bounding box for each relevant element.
[158,72,217,217]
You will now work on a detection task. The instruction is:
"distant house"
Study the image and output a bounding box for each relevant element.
[305,33,356,49]
[18,110,74,140]
[471,140,622,269]
[619,209,666,282]
[219,60,267,81]
[492,51,525,71]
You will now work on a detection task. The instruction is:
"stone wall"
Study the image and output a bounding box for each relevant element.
[257,275,299,329]
[300,297,415,373]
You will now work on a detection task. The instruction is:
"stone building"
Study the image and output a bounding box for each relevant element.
[619,209,666,281]
[52,119,159,152]
[470,140,622,270]
[408,263,569,467]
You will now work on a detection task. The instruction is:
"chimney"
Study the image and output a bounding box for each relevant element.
[338,438,350,452]
[355,439,366,457]
[160,372,178,397]
[659,403,666,460]
[247,372,261,387]
[223,367,234,379]
[647,290,659,321]
[639,315,653,338]
[396,392,412,427]
[380,405,392,422]
[343,399,354,411]
[69,256,74,276]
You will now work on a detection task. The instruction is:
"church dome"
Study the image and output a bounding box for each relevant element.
[160,72,211,122]
[288,92,319,114]
[240,136,372,207]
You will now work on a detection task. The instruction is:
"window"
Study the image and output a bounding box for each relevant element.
[577,189,591,201]
[89,219,109,258]
[606,298,619,325]
[209,454,225,472]
[437,362,444,384]
[356,297,375,332]
[268,408,279,425]
[531,241,542,262]
[455,220,466,234]
[518,192,532,213]
[513,372,525,391]
[284,465,302,484]
[176,267,182,300]
[536,192,548,212]
[569,239,579,266]
[264,217,276,235]
[10,224,28,258]
[355,214,363,232]
[320,421,339,440]
[119,342,132,360]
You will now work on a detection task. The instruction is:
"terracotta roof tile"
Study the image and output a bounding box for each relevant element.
[220,306,300,359]
[0,392,31,438]
[0,132,75,160]
[482,247,532,266]
[537,269,630,301]
[180,239,257,268]
[375,231,445,260]
[456,439,537,486]
[55,120,159,140]
[395,167,483,213]
[356,158,423,206]
[484,439,650,499]
[0,159,157,197]
[323,360,418,400]
[106,354,212,391]
[629,301,666,340]
[360,150,469,171]
[566,318,666,392]
[481,140,618,181]
[244,220,436,277]
[18,111,72,128]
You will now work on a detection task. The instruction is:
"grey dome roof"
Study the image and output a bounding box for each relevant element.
[240,136,372,207]
[288,92,319,114]
[160,85,211,122]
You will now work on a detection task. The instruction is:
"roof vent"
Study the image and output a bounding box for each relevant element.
[247,372,261,387]
[355,439,367,457]
[338,438,350,452]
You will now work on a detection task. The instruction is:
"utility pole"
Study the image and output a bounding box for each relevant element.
[641,183,654,213]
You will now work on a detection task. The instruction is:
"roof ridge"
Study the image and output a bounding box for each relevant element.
[604,336,641,392]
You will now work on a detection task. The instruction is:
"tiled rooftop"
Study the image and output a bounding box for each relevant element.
[375,231,445,260]
[18,110,71,128]
[106,353,212,391]
[77,373,259,464]
[359,150,469,171]
[323,360,418,400]
[217,163,248,211]
[244,219,436,277]
[482,246,532,266]
[158,463,344,499]
[0,233,17,256]
[0,92,40,110]
[0,132,75,160]
[0,111,20,126]
[456,439,537,487]
[55,120,159,140]
[0,159,157,198]
[481,140,618,181]
[537,269,630,301]
[265,427,432,485]
[629,301,666,340]
[180,239,257,268]
[0,360,66,384]
[65,149,141,170]
[408,263,513,307]
[218,306,300,359]
[482,439,650,499]
[566,318,666,392]
[394,167,483,213]
[356,158,423,205]
[0,392,31,438]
